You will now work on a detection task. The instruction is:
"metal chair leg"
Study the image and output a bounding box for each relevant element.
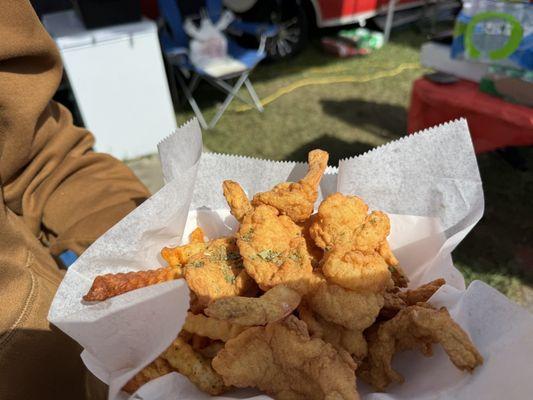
[384,0,398,43]
[188,74,201,95]
[208,72,249,129]
[164,56,180,108]
[244,78,264,112]
[175,71,208,129]
[206,76,255,106]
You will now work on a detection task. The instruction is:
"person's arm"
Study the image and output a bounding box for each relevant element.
[0,0,151,258]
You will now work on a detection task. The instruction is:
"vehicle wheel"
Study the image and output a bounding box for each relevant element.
[265,3,308,61]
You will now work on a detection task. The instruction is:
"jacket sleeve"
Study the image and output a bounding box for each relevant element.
[0,0,151,257]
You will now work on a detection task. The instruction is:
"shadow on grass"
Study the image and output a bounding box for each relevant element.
[321,98,407,140]
[452,148,533,293]
[284,134,374,166]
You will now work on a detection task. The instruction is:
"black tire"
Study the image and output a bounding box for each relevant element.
[226,0,309,61]
[265,3,308,61]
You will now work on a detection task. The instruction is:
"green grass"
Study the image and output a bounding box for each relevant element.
[177,29,428,164]
[452,148,533,304]
[173,28,533,304]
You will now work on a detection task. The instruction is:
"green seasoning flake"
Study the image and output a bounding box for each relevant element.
[258,249,280,262]
[258,249,283,267]
[189,260,204,268]
[223,271,236,284]
[241,228,254,242]
[207,247,224,262]
[288,252,302,263]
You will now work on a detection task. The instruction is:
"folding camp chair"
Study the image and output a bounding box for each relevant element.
[158,0,278,129]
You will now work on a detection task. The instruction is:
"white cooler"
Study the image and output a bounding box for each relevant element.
[43,10,177,159]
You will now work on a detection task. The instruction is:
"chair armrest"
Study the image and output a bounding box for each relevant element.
[159,30,187,55]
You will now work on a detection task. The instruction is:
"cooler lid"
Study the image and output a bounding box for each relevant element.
[42,10,156,50]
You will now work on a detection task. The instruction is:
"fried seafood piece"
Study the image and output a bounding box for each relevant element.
[321,245,392,293]
[299,304,367,362]
[309,193,369,250]
[251,150,329,222]
[83,266,182,302]
[123,335,229,395]
[378,241,401,268]
[197,341,225,359]
[306,278,384,332]
[237,204,314,294]
[398,278,446,305]
[123,357,173,394]
[380,279,446,320]
[350,211,391,253]
[387,263,409,289]
[183,237,256,306]
[299,214,323,268]
[163,336,229,395]
[212,315,359,400]
[188,291,205,314]
[160,227,207,267]
[161,243,207,268]
[380,291,408,320]
[188,227,206,244]
[360,305,483,391]
[223,180,253,222]
[206,285,302,326]
[183,312,247,342]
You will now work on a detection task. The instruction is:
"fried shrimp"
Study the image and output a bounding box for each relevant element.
[183,237,256,306]
[223,180,253,222]
[251,150,329,222]
[237,204,314,294]
[309,193,369,250]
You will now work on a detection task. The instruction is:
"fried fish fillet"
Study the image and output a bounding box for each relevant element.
[212,315,359,400]
[237,204,314,294]
[123,357,173,394]
[306,277,384,332]
[380,279,446,319]
[386,263,409,289]
[205,285,302,326]
[380,290,408,320]
[183,237,256,306]
[299,304,367,362]
[251,149,329,222]
[162,336,229,395]
[398,278,446,305]
[123,334,229,395]
[360,305,483,391]
[183,312,247,342]
[83,266,182,302]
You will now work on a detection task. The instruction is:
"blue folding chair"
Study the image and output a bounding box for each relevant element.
[158,0,278,129]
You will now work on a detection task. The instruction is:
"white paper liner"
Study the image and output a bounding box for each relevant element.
[49,118,533,400]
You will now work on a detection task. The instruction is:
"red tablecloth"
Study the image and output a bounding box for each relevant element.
[408,78,533,153]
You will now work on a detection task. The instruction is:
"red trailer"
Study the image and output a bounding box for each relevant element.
[222,0,435,59]
[309,0,423,27]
